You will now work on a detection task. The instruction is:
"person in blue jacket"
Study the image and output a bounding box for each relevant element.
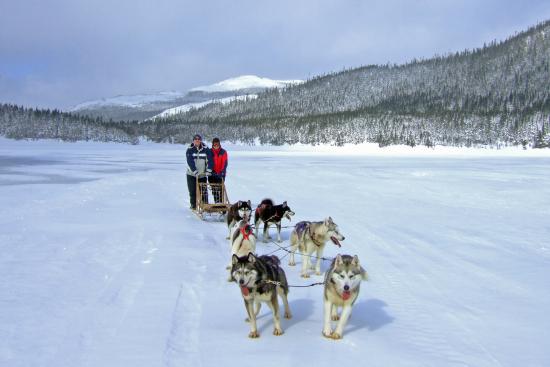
[186,134,213,210]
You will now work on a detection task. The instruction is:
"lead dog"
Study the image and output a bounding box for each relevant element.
[254,198,295,243]
[323,254,368,340]
[226,200,252,239]
[231,253,292,338]
[289,217,345,278]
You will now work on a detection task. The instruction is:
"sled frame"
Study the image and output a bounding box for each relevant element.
[194,175,230,220]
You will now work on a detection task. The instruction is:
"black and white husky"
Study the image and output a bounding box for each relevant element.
[254,198,295,243]
[231,253,292,338]
[225,200,252,239]
[226,214,256,277]
[289,217,345,278]
[323,254,368,340]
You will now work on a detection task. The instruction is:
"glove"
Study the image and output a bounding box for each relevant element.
[205,169,212,177]
[191,170,198,177]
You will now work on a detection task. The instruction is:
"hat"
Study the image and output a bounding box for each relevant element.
[193,134,202,141]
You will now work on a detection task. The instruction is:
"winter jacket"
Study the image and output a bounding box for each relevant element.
[211,147,228,177]
[186,143,213,176]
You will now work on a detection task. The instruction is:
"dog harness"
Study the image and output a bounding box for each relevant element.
[308,225,324,247]
[240,225,253,240]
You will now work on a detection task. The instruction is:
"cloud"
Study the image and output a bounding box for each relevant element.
[1,0,550,109]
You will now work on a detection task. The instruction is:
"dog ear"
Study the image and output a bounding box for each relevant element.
[324,217,330,226]
[247,252,256,263]
[361,268,369,281]
[247,200,251,207]
[352,255,369,280]
[238,200,242,206]
[335,254,343,266]
[232,254,239,265]
[282,201,287,208]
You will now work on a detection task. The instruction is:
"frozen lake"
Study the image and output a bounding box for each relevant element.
[1,139,549,367]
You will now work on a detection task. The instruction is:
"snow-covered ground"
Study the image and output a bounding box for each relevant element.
[1,139,549,367]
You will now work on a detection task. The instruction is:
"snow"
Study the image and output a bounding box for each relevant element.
[151,95,258,120]
[1,138,549,367]
[190,75,303,92]
[69,92,186,111]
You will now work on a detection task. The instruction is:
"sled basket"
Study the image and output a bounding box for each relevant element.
[194,175,230,220]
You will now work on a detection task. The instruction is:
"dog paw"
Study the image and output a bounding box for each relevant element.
[248,331,260,338]
[322,330,333,339]
[315,271,322,275]
[331,315,340,321]
[284,312,292,319]
[301,273,310,278]
[288,261,296,266]
[273,328,284,336]
[330,332,342,340]
[225,236,230,240]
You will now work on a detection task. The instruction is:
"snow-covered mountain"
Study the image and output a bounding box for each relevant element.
[69,91,186,110]
[150,94,258,120]
[190,75,302,93]
[69,75,302,122]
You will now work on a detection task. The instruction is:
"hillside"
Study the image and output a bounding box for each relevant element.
[69,76,301,122]
[148,20,550,147]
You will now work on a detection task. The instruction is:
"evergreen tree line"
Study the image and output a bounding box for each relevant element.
[0,104,138,144]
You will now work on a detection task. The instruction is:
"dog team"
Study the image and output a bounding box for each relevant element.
[185,135,368,339]
[226,198,369,340]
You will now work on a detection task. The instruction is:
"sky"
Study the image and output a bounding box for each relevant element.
[1,0,550,110]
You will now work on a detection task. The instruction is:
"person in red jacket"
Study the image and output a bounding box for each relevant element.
[209,137,228,203]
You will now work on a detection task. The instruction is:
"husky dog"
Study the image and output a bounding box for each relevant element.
[254,198,295,243]
[323,254,368,340]
[231,253,292,338]
[226,200,252,239]
[226,214,256,277]
[289,218,345,278]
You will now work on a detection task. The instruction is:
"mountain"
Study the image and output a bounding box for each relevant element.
[150,20,550,147]
[2,21,549,148]
[69,75,302,122]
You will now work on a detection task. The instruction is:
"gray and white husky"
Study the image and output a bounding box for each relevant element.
[231,253,292,338]
[323,254,368,340]
[289,217,345,278]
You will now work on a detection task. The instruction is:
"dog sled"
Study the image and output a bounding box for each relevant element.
[194,174,230,220]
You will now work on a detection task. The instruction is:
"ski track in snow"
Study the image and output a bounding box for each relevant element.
[1,140,549,367]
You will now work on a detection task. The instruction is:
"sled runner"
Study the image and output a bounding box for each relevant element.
[194,174,230,220]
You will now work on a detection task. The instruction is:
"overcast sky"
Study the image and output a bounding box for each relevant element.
[1,0,550,110]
